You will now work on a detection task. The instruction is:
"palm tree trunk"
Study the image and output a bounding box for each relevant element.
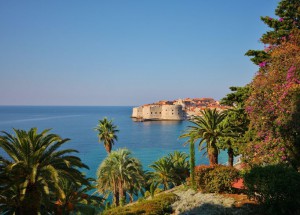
[228,147,234,167]
[129,193,134,203]
[119,180,125,205]
[21,185,41,215]
[113,182,119,206]
[104,143,112,153]
[208,149,218,165]
[114,191,119,206]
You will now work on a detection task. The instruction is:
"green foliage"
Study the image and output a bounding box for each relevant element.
[218,86,250,166]
[149,151,189,190]
[96,148,144,206]
[102,193,179,215]
[94,117,119,153]
[180,108,227,165]
[245,29,300,167]
[189,138,196,189]
[220,86,250,108]
[195,165,239,193]
[52,178,104,214]
[243,0,300,168]
[0,128,90,214]
[246,0,300,64]
[243,165,300,215]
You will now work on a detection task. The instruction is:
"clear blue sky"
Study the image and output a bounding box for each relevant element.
[0,0,279,106]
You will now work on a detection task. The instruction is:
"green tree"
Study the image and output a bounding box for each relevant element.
[168,151,189,185]
[189,137,196,189]
[53,178,104,215]
[97,148,144,206]
[245,0,300,64]
[245,29,300,167]
[219,86,250,166]
[0,128,89,215]
[96,154,119,206]
[243,0,300,167]
[94,117,119,153]
[149,151,189,190]
[180,109,226,165]
[149,157,174,190]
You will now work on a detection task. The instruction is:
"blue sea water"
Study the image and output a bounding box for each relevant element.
[0,106,227,179]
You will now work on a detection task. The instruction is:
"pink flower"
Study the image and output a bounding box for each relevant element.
[286,66,296,80]
[259,61,267,67]
[281,156,287,160]
[268,17,273,20]
[281,147,285,151]
[279,17,284,22]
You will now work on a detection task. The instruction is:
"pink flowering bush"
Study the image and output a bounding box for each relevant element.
[244,29,300,167]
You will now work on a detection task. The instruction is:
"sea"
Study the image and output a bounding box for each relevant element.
[0,106,227,179]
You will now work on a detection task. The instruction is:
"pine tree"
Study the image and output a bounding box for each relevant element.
[245,0,300,65]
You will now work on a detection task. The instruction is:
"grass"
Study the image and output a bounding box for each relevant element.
[102,193,179,215]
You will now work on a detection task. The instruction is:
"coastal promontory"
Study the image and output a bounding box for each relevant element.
[131,98,227,121]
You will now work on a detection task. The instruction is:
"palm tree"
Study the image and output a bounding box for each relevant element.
[97,148,144,206]
[180,108,226,165]
[53,178,104,215]
[168,151,189,185]
[149,157,174,190]
[94,118,119,153]
[0,128,89,215]
[97,154,119,206]
[124,161,145,203]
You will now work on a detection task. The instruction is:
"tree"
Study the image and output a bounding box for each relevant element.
[94,117,119,153]
[219,86,250,166]
[217,115,242,167]
[243,0,300,167]
[149,157,174,190]
[53,178,104,215]
[188,137,196,189]
[180,109,226,165]
[96,154,119,206]
[0,128,89,215]
[245,0,300,64]
[149,151,189,191]
[168,151,189,185]
[96,148,144,206]
[245,28,300,167]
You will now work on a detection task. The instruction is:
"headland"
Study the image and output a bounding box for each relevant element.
[131,98,228,121]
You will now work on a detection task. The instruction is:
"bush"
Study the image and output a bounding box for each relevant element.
[243,164,300,215]
[195,165,239,193]
[102,193,179,215]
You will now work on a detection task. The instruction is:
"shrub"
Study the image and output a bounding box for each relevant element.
[195,165,239,193]
[243,164,300,215]
[102,193,179,215]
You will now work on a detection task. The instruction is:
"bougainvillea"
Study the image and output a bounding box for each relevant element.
[244,29,300,167]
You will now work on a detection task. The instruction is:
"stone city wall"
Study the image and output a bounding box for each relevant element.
[132,105,185,121]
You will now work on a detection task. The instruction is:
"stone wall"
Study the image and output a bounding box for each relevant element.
[132,107,143,118]
[132,105,185,121]
[161,105,185,120]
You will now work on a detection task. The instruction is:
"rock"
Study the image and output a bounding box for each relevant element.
[171,189,236,215]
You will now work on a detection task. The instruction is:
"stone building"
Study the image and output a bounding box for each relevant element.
[132,104,185,121]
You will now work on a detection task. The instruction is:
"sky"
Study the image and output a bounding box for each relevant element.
[0,0,280,106]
